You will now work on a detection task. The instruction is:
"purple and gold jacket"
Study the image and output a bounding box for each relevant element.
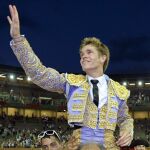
[10,36,133,149]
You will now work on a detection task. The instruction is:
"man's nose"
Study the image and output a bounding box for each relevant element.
[82,53,88,58]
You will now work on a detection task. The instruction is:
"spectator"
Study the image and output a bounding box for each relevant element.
[38,130,63,150]
[130,139,149,150]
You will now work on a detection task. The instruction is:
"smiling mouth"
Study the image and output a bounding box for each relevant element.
[83,60,90,63]
[82,61,88,64]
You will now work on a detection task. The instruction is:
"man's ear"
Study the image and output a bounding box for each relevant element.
[100,55,107,63]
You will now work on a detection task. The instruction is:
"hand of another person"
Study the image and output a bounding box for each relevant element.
[64,136,80,150]
[63,129,80,150]
[7,5,21,38]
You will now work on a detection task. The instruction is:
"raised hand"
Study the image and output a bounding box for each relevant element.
[7,5,20,38]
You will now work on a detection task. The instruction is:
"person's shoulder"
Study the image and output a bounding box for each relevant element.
[110,79,130,101]
[66,73,86,86]
[130,139,149,148]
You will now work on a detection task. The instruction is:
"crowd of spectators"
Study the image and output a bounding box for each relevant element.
[0,89,67,111]
[1,88,150,109]
[0,115,40,148]
[134,119,150,143]
[0,112,149,148]
[0,83,150,148]
[0,112,72,148]
[128,90,150,106]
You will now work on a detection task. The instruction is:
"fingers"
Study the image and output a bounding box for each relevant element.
[7,16,12,25]
[117,137,131,147]
[7,6,12,25]
[9,5,14,20]
[13,5,19,17]
[8,5,19,23]
[13,5,20,23]
[8,4,20,38]
[66,136,80,150]
[116,132,132,147]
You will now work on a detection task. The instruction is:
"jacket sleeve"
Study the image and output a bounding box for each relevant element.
[111,79,134,137]
[117,100,134,137]
[10,36,66,93]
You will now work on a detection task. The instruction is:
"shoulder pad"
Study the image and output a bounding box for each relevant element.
[111,79,130,101]
[66,74,87,86]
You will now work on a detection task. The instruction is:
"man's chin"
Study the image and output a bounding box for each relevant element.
[82,68,92,73]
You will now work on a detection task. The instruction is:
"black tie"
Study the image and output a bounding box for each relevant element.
[91,80,99,107]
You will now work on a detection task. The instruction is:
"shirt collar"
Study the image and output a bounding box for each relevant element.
[87,74,106,85]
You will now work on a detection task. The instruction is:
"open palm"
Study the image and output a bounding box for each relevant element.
[7,5,20,38]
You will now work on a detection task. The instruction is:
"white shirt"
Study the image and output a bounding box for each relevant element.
[87,74,108,109]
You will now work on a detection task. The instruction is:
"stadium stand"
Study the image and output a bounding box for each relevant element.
[0,65,149,149]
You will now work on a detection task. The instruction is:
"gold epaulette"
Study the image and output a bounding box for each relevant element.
[111,79,130,101]
[66,74,87,86]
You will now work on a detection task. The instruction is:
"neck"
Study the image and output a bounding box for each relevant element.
[86,70,104,78]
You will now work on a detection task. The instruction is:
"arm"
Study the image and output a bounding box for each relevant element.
[63,129,81,150]
[8,5,66,93]
[116,100,134,147]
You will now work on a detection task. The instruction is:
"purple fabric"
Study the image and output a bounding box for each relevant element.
[81,127,104,144]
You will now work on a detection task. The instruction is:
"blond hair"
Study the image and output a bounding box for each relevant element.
[80,37,110,72]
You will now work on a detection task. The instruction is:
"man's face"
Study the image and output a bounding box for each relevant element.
[134,145,146,150]
[80,44,106,74]
[41,136,62,150]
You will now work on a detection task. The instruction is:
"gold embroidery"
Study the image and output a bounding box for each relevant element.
[108,111,117,118]
[106,122,116,130]
[89,113,98,119]
[72,104,84,111]
[111,79,130,100]
[73,93,88,99]
[68,80,122,130]
[104,82,118,131]
[66,74,86,86]
[98,104,107,128]
[11,38,66,93]
[110,100,119,109]
[88,120,97,127]
[80,82,90,90]
[99,114,106,119]
[101,106,107,112]
[99,121,106,128]
[104,130,120,150]
[86,98,97,112]
[83,97,98,128]
[68,114,84,122]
